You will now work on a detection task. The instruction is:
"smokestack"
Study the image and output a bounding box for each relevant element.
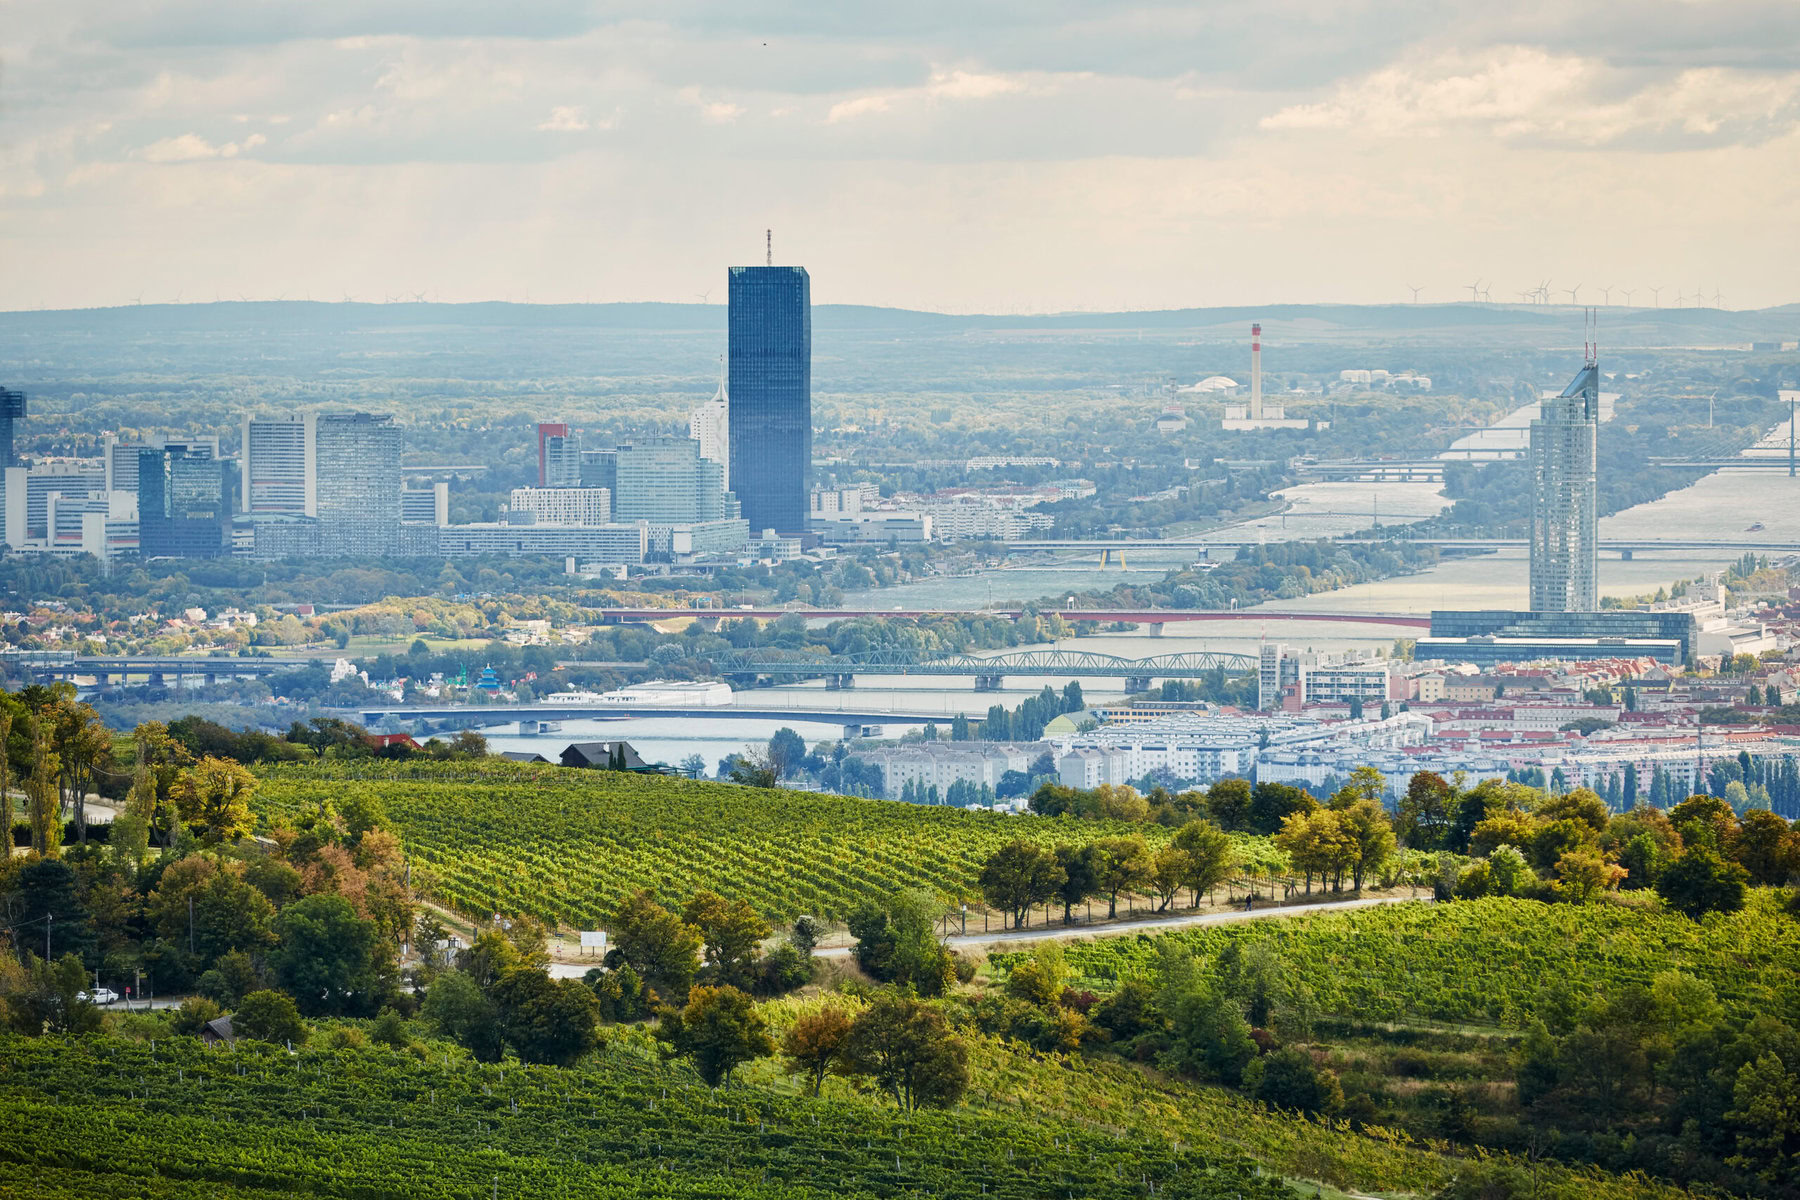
[1250,323,1263,420]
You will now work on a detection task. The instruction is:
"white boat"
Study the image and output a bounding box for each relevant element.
[543,680,734,707]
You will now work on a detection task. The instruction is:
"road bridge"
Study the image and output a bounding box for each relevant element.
[1,652,306,684]
[1649,457,1798,473]
[1005,538,1800,558]
[353,703,947,738]
[704,647,1256,692]
[583,607,1432,630]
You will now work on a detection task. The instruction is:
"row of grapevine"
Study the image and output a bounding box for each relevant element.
[0,1035,1292,1200]
[994,893,1800,1027]
[252,761,1283,925]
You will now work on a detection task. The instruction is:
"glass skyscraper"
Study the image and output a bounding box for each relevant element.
[727,265,810,536]
[1528,359,1600,612]
[139,442,233,558]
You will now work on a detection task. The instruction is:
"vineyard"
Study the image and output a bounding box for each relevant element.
[0,1035,1293,1200]
[995,893,1800,1027]
[252,761,1282,927]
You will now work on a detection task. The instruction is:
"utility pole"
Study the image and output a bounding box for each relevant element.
[46,912,52,961]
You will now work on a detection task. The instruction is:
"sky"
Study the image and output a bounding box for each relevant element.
[4,1,1799,313]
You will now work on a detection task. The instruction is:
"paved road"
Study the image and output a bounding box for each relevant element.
[546,893,1425,977]
[820,893,1428,957]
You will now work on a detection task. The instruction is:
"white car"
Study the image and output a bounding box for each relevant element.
[78,988,120,1005]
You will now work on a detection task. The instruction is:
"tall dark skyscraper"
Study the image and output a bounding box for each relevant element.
[0,388,24,468]
[728,263,810,536]
[139,442,234,558]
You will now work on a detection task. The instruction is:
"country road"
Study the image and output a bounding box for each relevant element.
[820,892,1429,957]
[545,893,1427,978]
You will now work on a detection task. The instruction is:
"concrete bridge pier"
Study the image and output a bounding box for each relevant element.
[1125,674,1155,693]
[147,672,165,688]
[825,673,857,690]
[974,673,1005,692]
[1621,549,1634,561]
[1147,622,1166,638]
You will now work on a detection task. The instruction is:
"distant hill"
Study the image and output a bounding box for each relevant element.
[1,298,1794,346]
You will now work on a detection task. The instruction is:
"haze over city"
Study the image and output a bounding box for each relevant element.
[6,1,1800,312]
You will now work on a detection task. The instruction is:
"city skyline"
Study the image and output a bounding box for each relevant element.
[6,4,1800,313]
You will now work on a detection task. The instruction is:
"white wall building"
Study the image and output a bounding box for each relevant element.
[509,486,613,526]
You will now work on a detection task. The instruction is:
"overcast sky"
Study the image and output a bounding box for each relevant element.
[5,2,1799,312]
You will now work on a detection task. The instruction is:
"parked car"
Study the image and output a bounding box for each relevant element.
[78,988,120,1005]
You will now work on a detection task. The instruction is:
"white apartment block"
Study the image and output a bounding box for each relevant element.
[508,486,613,526]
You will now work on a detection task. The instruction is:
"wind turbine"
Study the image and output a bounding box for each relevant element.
[1406,284,1423,303]
[1598,285,1612,305]
[1537,280,1553,304]
[1713,289,1723,309]
[1465,279,1483,302]
[1676,289,1687,306]
[1649,285,1662,307]
[1564,283,1581,305]
[1620,288,1634,307]
[1516,289,1535,303]
[1479,285,1492,302]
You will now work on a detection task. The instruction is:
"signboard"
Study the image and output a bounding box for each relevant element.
[579,931,607,955]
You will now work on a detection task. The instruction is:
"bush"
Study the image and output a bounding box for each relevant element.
[757,943,814,996]
[234,989,308,1046]
[1245,1046,1344,1116]
[170,996,225,1037]
[320,1025,369,1050]
[369,1008,412,1049]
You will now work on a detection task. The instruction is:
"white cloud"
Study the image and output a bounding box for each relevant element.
[826,66,1033,123]
[700,100,744,123]
[538,105,590,132]
[137,132,265,162]
[1261,47,1800,147]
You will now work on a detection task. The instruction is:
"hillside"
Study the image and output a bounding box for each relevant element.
[251,761,1283,927]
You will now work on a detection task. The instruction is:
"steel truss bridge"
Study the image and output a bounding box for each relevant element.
[706,647,1256,691]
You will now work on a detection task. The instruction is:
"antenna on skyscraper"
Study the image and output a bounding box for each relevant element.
[766,229,772,267]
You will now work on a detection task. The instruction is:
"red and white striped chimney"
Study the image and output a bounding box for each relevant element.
[1249,323,1263,419]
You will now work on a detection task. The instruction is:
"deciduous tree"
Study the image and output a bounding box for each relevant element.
[977,840,1066,929]
[841,992,970,1112]
[658,984,774,1087]
[171,756,257,845]
[1171,819,1236,907]
[781,1005,854,1097]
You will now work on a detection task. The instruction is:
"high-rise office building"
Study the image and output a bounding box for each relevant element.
[690,371,729,490]
[241,416,311,515]
[614,436,727,524]
[139,442,233,558]
[728,263,810,535]
[1,389,25,468]
[104,434,220,495]
[1529,357,1601,613]
[579,449,618,492]
[538,423,581,487]
[312,412,401,557]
